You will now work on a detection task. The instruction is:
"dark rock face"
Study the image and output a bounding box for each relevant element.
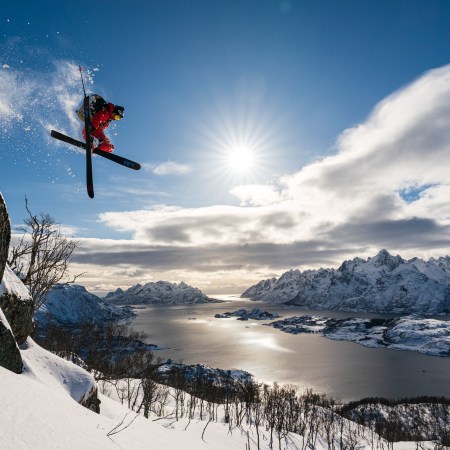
[80,386,101,414]
[0,193,24,373]
[0,293,34,345]
[0,320,23,373]
[0,193,34,345]
[0,193,10,285]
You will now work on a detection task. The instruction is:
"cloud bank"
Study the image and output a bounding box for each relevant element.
[71,64,450,293]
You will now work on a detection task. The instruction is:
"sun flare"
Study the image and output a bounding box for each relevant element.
[195,98,282,185]
[227,146,255,173]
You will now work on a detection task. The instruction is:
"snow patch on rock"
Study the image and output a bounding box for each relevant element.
[0,264,31,301]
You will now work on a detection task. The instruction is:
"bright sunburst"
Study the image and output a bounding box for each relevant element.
[226,145,255,174]
[191,95,286,187]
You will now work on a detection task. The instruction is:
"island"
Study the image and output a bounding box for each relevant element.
[215,308,280,320]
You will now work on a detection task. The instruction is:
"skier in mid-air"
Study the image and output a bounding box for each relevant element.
[78,95,125,153]
[51,67,139,198]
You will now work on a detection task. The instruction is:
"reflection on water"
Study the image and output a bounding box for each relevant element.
[240,330,293,353]
[128,295,450,402]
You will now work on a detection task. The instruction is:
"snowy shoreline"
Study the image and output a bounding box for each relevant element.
[266,315,450,357]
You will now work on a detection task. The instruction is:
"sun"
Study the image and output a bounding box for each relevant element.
[226,146,255,174]
[192,96,282,185]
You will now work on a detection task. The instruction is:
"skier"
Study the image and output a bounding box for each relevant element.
[79,95,124,153]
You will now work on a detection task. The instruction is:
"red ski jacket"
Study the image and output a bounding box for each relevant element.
[91,103,115,130]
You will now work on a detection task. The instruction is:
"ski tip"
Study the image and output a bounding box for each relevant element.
[123,160,141,170]
[87,185,95,199]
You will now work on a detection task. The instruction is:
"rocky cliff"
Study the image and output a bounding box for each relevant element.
[0,193,10,284]
[0,193,23,373]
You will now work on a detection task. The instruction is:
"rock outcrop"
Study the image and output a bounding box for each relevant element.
[79,385,101,414]
[0,193,23,373]
[0,193,10,284]
[0,265,34,345]
[0,309,23,374]
[0,194,34,344]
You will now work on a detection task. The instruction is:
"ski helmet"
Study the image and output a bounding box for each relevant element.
[113,105,124,120]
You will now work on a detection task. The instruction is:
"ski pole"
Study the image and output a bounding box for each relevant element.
[79,66,87,98]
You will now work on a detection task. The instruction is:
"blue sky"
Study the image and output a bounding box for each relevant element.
[2,1,450,294]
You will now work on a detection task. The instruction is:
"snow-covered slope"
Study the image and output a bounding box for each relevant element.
[35,284,132,325]
[20,338,96,403]
[0,338,431,450]
[105,280,218,305]
[0,338,299,450]
[242,250,450,315]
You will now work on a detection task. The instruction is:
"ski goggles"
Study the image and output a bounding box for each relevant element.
[113,106,125,120]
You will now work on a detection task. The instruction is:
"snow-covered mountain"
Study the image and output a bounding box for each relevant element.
[36,284,132,325]
[105,280,219,305]
[242,249,450,315]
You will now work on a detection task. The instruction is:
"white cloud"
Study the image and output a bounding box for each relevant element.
[98,204,300,246]
[230,184,288,206]
[147,160,192,175]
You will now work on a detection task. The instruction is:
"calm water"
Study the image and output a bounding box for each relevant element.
[128,296,450,402]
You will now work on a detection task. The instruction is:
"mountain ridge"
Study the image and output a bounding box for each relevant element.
[105,280,220,305]
[242,249,450,315]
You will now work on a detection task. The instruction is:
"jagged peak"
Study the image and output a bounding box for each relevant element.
[279,269,302,279]
[367,249,404,269]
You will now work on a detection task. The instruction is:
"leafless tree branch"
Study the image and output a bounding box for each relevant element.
[8,196,82,310]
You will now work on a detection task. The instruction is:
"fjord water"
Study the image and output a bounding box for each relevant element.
[128,296,450,402]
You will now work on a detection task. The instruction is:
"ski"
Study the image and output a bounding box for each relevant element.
[84,97,94,198]
[50,130,141,171]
